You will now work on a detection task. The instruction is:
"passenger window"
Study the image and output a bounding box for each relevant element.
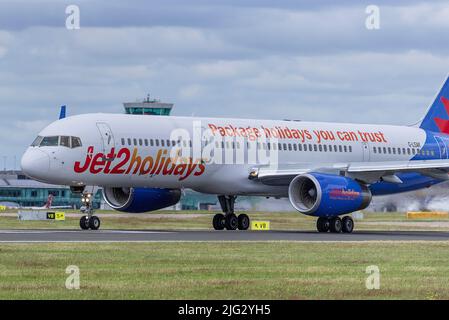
[398,148,401,155]
[121,138,125,146]
[343,146,347,152]
[60,136,70,148]
[156,140,160,147]
[40,136,59,147]
[133,138,137,146]
[338,145,342,152]
[272,143,277,150]
[402,148,406,154]
[407,148,411,155]
[288,144,292,151]
[283,143,287,150]
[128,138,132,146]
[313,144,317,152]
[150,139,154,146]
[318,145,322,152]
[298,144,302,151]
[349,146,352,152]
[328,145,332,152]
[323,145,327,152]
[334,145,337,152]
[383,147,387,154]
[278,143,282,150]
[139,139,143,146]
[144,139,148,146]
[388,147,391,154]
[373,147,377,153]
[392,148,396,154]
[309,144,313,152]
[161,140,165,147]
[189,141,192,148]
[293,144,297,151]
[166,139,170,146]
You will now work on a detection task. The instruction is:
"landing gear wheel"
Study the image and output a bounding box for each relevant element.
[342,216,354,233]
[213,213,225,230]
[89,216,101,230]
[225,214,238,230]
[237,214,250,230]
[80,216,89,230]
[316,217,330,232]
[329,217,342,233]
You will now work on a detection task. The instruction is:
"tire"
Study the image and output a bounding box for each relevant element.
[213,214,225,230]
[89,216,101,230]
[237,214,250,230]
[225,214,238,230]
[316,217,330,232]
[79,216,89,230]
[329,217,342,233]
[342,216,354,233]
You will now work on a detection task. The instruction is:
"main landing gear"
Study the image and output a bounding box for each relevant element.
[316,216,354,233]
[213,195,250,231]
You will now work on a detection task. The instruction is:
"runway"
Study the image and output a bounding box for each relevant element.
[1,229,449,242]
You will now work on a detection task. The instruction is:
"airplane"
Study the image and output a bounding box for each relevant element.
[20,75,449,232]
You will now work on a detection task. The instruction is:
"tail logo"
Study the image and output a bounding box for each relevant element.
[434,96,449,134]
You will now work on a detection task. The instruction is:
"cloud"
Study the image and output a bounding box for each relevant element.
[1,1,449,164]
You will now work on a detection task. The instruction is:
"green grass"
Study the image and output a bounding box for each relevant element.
[1,242,449,299]
[1,210,449,231]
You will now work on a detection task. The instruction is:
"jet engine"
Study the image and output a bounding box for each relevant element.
[102,187,181,213]
[288,173,371,216]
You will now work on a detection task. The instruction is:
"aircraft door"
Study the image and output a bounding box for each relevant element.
[362,142,370,162]
[96,122,115,155]
[435,136,448,159]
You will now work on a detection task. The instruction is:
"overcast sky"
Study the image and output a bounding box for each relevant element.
[1,0,449,168]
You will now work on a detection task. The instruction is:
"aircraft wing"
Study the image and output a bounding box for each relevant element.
[250,159,449,186]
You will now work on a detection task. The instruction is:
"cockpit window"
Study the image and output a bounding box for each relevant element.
[71,136,82,148]
[31,136,43,147]
[60,136,70,148]
[31,135,82,148]
[40,136,59,147]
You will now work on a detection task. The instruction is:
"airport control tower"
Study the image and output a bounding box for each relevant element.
[123,94,173,116]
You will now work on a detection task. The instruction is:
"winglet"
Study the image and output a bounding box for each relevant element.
[59,105,66,119]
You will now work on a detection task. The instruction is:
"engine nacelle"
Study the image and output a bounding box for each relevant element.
[288,173,371,217]
[102,187,181,213]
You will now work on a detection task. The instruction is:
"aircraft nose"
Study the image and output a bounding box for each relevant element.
[21,148,50,180]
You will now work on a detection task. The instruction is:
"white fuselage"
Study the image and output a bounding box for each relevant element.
[21,113,431,197]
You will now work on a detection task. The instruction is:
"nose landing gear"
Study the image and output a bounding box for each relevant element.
[317,216,354,233]
[79,192,101,230]
[213,195,250,231]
